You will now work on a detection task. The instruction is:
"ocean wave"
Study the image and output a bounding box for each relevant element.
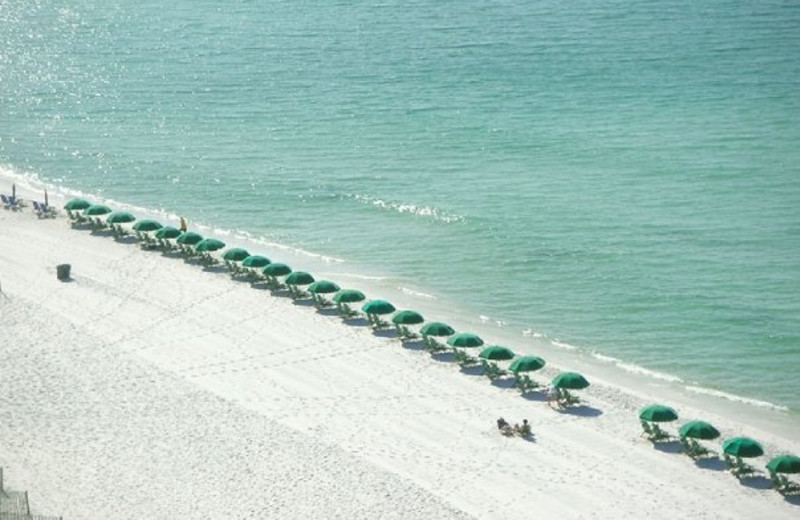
[349,194,464,224]
[684,386,788,412]
[551,339,579,351]
[399,287,436,300]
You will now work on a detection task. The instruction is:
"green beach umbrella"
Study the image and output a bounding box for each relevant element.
[333,289,366,304]
[678,420,720,441]
[106,211,136,224]
[242,255,271,268]
[508,355,546,373]
[361,299,396,315]
[222,248,250,262]
[64,198,91,210]
[479,345,516,361]
[766,455,800,474]
[308,280,340,294]
[722,437,764,458]
[285,271,315,286]
[195,238,226,252]
[176,231,204,245]
[155,226,182,239]
[552,371,590,390]
[84,204,112,216]
[419,322,456,337]
[446,332,484,348]
[106,211,136,225]
[392,310,425,326]
[263,262,292,277]
[132,219,163,232]
[639,404,679,423]
[308,280,339,294]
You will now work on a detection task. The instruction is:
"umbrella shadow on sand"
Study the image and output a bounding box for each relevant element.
[785,495,800,506]
[431,351,456,363]
[315,307,340,317]
[459,364,485,376]
[372,328,399,338]
[653,441,683,454]
[738,475,773,490]
[401,339,426,351]
[291,299,315,307]
[694,457,727,471]
[521,390,547,402]
[490,377,516,390]
[342,316,371,327]
[558,405,603,418]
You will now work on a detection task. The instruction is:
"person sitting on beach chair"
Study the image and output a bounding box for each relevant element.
[497,417,514,436]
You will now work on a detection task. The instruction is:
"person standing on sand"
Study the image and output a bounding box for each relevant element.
[179,217,187,232]
[546,385,560,408]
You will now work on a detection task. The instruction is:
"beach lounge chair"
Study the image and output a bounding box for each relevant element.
[395,325,418,340]
[66,208,87,225]
[423,336,448,353]
[690,439,716,458]
[364,313,388,329]
[453,348,478,366]
[480,359,507,380]
[679,437,715,458]
[90,217,108,230]
[513,374,539,393]
[640,421,672,442]
[559,389,581,407]
[33,200,57,218]
[337,302,359,319]
[288,285,312,300]
[769,471,800,495]
[1,194,21,210]
[724,454,760,479]
[110,223,129,238]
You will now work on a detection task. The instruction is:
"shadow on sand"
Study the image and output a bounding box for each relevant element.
[558,405,603,418]
[431,351,456,363]
[372,328,398,339]
[490,377,516,390]
[459,364,485,377]
[785,494,800,506]
[342,316,371,328]
[695,457,726,471]
[315,307,341,317]
[652,441,683,454]
[738,475,773,490]
[521,390,547,402]
[401,340,426,351]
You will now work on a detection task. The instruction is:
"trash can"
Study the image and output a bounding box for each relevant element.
[56,264,71,281]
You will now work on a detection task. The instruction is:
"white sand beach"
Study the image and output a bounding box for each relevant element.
[1,183,799,519]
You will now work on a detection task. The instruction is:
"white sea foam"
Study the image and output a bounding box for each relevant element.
[551,339,578,351]
[399,287,436,300]
[684,386,788,412]
[351,194,464,223]
[614,362,684,383]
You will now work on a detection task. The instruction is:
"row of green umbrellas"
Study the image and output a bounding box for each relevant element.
[637,404,800,472]
[337,298,590,389]
[65,197,591,394]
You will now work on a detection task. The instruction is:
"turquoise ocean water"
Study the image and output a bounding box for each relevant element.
[2,1,799,417]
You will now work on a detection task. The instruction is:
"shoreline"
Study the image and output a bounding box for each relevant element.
[3,168,798,432]
[2,174,799,518]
